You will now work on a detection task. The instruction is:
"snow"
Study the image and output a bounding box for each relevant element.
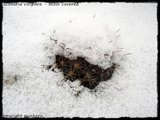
[2,3,157,118]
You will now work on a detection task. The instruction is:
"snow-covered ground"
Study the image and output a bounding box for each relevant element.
[2,3,157,118]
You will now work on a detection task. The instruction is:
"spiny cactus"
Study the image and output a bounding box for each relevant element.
[54,54,116,90]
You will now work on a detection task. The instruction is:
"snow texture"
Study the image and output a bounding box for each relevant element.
[2,3,157,118]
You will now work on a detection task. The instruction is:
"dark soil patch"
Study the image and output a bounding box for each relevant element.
[54,54,116,89]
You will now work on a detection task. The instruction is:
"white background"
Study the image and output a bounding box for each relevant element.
[3,3,157,118]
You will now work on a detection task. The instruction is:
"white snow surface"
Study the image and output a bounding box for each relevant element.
[3,3,157,118]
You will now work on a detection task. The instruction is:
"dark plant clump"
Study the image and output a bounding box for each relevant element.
[54,54,116,89]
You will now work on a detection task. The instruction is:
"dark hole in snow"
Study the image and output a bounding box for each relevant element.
[54,54,116,90]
